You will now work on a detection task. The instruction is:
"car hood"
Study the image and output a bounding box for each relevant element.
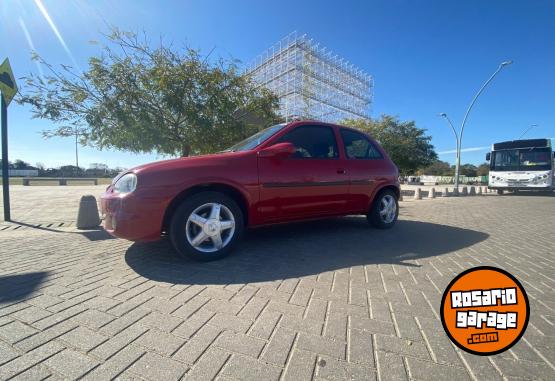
[129,150,250,175]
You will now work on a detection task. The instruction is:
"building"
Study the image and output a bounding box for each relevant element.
[247,32,373,123]
[9,169,39,177]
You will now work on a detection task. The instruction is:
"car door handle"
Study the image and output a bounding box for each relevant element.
[337,169,347,174]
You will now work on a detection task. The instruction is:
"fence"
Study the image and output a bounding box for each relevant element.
[418,175,488,185]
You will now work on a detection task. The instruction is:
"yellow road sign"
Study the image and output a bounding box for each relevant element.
[0,58,17,106]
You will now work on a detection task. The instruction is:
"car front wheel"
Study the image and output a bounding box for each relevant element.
[367,189,398,229]
[170,192,244,261]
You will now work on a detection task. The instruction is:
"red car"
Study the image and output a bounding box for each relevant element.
[101,121,400,261]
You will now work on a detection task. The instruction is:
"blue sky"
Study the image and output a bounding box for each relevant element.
[1,0,554,169]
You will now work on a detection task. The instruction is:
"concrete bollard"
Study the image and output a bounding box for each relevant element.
[477,186,482,195]
[442,187,449,197]
[461,187,468,196]
[453,187,459,196]
[414,188,422,200]
[428,187,436,199]
[77,195,101,229]
[469,186,476,196]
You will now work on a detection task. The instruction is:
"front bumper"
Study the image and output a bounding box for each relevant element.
[488,186,553,191]
[101,189,166,241]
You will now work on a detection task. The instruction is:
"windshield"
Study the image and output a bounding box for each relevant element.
[491,147,552,171]
[225,123,287,152]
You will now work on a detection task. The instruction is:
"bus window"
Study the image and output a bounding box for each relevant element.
[519,149,551,170]
[492,150,519,171]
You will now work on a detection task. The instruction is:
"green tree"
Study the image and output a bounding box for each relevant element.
[476,163,490,176]
[343,115,437,175]
[18,29,280,157]
[418,160,453,176]
[13,160,31,169]
[459,164,478,177]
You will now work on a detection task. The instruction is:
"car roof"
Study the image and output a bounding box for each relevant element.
[285,120,373,137]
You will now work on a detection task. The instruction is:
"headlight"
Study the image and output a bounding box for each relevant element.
[113,173,137,194]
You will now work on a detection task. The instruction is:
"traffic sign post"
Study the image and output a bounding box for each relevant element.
[0,58,17,222]
[1,96,9,221]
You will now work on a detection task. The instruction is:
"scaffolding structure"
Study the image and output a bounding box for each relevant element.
[247,32,373,122]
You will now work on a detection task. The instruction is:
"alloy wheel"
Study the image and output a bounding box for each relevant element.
[379,194,397,224]
[185,202,236,253]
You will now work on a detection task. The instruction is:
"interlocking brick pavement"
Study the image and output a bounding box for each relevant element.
[0,191,554,380]
[0,186,104,225]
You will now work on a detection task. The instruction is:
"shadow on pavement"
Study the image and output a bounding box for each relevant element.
[0,272,49,303]
[78,228,116,241]
[125,217,489,284]
[6,220,114,241]
[9,220,66,233]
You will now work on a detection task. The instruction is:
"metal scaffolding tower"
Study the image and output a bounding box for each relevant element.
[247,32,373,123]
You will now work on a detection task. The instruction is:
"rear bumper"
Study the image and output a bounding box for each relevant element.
[488,186,553,191]
[101,190,165,241]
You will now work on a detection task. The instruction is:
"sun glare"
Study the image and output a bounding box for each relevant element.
[33,0,81,71]
[18,17,45,81]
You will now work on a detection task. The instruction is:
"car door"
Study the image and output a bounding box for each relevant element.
[257,124,349,221]
[339,128,386,212]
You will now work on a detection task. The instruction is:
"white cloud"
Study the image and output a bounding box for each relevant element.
[438,146,489,155]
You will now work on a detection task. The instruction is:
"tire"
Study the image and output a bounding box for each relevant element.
[497,189,504,195]
[169,191,244,261]
[367,189,399,229]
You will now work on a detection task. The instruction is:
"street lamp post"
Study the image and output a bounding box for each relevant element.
[518,124,538,139]
[75,131,79,168]
[439,113,459,186]
[439,60,512,190]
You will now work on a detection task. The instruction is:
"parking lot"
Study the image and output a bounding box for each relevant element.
[0,186,554,380]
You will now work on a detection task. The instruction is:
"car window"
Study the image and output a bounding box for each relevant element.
[340,129,383,159]
[225,123,287,152]
[277,125,338,159]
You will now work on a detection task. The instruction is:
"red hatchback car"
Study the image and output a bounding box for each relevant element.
[101,121,400,261]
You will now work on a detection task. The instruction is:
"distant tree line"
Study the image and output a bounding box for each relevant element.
[0,160,125,178]
[417,160,490,177]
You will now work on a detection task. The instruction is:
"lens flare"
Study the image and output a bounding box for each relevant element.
[19,17,45,81]
[33,0,81,71]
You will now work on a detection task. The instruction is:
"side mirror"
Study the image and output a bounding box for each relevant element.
[258,142,296,159]
[485,153,491,161]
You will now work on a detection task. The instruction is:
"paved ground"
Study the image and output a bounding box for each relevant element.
[0,186,105,225]
[0,184,486,226]
[0,186,554,380]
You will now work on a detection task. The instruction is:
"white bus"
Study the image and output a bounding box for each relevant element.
[486,138,554,194]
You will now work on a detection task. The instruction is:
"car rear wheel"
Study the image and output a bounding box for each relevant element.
[367,189,398,229]
[169,192,244,261]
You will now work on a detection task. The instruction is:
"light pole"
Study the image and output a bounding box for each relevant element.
[439,60,512,190]
[518,124,538,139]
[439,113,459,185]
[75,130,79,168]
